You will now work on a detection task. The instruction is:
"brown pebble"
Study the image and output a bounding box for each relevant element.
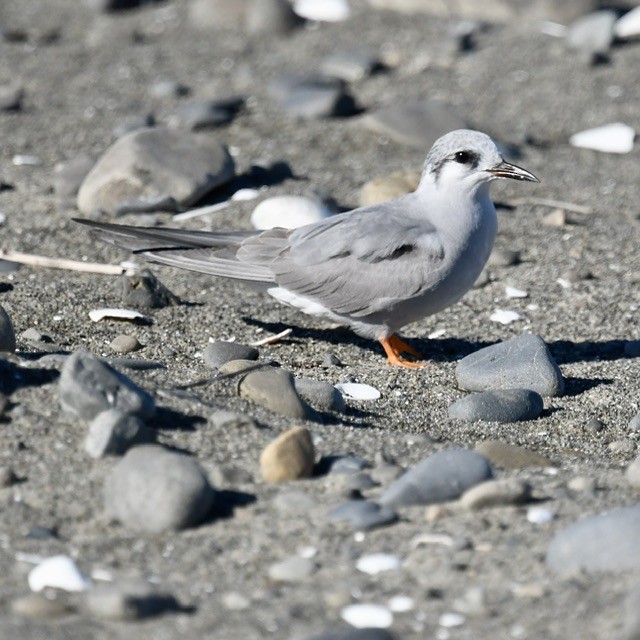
[109,334,142,354]
[260,426,315,482]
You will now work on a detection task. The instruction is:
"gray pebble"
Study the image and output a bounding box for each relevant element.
[169,97,243,130]
[268,556,315,583]
[0,83,23,111]
[239,367,316,420]
[294,377,346,413]
[586,417,605,433]
[59,350,155,422]
[121,270,181,309]
[208,410,257,429]
[455,334,565,397]
[379,449,493,509]
[361,99,467,149]
[109,335,141,354]
[547,505,640,573]
[77,127,235,215]
[245,0,301,35]
[326,455,370,475]
[0,304,16,353]
[329,499,398,531]
[448,389,544,423]
[322,353,343,368]
[321,49,379,82]
[84,579,178,620]
[53,153,96,198]
[104,445,216,533]
[630,414,640,431]
[203,341,259,369]
[84,409,155,458]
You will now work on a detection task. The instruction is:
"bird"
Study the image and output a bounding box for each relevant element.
[75,129,539,368]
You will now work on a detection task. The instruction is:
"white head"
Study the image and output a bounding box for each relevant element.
[420,129,539,193]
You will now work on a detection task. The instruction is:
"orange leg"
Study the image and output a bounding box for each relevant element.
[379,335,428,368]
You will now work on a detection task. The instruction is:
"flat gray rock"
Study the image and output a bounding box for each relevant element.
[59,350,156,422]
[84,409,155,458]
[294,377,346,413]
[77,127,235,215]
[379,449,493,508]
[546,505,640,573]
[104,445,216,533]
[329,500,398,531]
[361,99,467,149]
[203,341,259,369]
[455,334,565,397]
[448,388,544,422]
[0,305,16,353]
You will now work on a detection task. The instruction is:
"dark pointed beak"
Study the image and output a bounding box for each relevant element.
[488,161,539,183]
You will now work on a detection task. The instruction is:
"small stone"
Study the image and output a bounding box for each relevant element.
[566,10,616,55]
[629,414,640,431]
[222,591,251,611]
[84,409,155,458]
[439,612,466,628]
[204,341,259,369]
[455,334,565,397]
[84,579,178,620]
[341,603,393,629]
[448,389,544,423]
[542,208,566,227]
[322,353,343,368]
[260,426,315,482]
[245,0,301,34]
[53,153,95,197]
[121,270,181,309]
[0,466,17,488]
[586,417,605,433]
[527,506,555,524]
[104,445,216,532]
[268,556,315,582]
[240,367,316,420]
[11,593,72,619]
[28,555,91,593]
[294,378,346,413]
[547,505,640,573]
[77,127,235,215]
[475,441,552,469]
[0,83,23,111]
[329,499,398,531]
[356,553,401,575]
[326,455,369,474]
[169,97,243,130]
[452,586,486,616]
[379,449,493,509]
[109,335,141,354]
[609,440,636,455]
[488,247,520,267]
[0,304,17,352]
[359,169,421,207]
[59,350,155,422]
[321,49,379,82]
[460,478,531,509]
[251,195,333,229]
[150,79,190,99]
[388,595,414,612]
[208,410,257,429]
[489,309,522,325]
[361,100,467,150]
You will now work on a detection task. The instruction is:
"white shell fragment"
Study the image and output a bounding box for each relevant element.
[294,0,351,22]
[341,603,393,629]
[527,506,556,524]
[334,382,381,401]
[12,154,41,166]
[505,286,528,299]
[569,123,636,154]
[356,553,401,575]
[614,7,640,39]
[490,309,522,325]
[89,308,148,323]
[388,595,415,612]
[439,612,466,628]
[231,188,261,201]
[251,195,332,230]
[28,555,91,593]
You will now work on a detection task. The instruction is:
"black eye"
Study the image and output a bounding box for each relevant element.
[454,151,473,164]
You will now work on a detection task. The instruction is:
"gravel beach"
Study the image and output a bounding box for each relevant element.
[1,1,640,639]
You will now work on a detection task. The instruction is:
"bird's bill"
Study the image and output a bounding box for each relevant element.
[488,161,539,182]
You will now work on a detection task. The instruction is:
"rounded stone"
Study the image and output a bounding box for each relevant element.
[294,377,346,413]
[109,335,141,354]
[448,389,544,423]
[460,478,531,509]
[104,445,216,532]
[260,426,315,482]
[203,341,259,369]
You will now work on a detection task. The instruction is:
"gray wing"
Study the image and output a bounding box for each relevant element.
[240,195,446,317]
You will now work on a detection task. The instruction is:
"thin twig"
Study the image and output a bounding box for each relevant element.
[0,249,138,276]
[250,328,293,346]
[506,197,593,215]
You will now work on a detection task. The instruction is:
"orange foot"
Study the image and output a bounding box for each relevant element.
[379,335,428,368]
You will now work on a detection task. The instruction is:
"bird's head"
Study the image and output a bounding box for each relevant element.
[421,129,539,194]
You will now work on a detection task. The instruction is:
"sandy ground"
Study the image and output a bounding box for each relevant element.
[1,1,640,638]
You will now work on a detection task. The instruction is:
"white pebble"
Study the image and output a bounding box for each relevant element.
[356,553,401,575]
[490,309,522,325]
[250,195,332,230]
[28,555,91,593]
[341,603,393,629]
[527,506,555,524]
[334,382,381,401]
[569,123,636,154]
[388,595,414,612]
[614,6,640,39]
[12,154,41,166]
[88,308,148,323]
[428,328,447,339]
[439,612,466,627]
[231,188,261,201]
[294,0,351,22]
[505,286,528,298]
